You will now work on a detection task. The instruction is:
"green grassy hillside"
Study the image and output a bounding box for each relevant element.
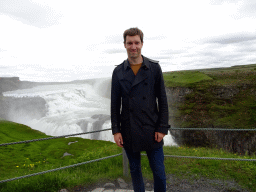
[0,121,122,192]
[164,64,256,129]
[163,64,256,155]
[0,121,255,191]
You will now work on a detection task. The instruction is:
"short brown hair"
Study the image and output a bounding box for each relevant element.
[123,27,144,43]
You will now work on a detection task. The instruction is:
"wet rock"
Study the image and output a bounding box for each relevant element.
[103,183,115,188]
[58,189,69,192]
[68,141,78,145]
[117,178,128,189]
[61,152,73,158]
[76,119,89,132]
[145,182,152,189]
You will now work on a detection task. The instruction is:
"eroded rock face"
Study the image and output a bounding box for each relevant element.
[165,87,193,145]
[166,85,256,156]
[0,96,47,121]
[166,87,193,128]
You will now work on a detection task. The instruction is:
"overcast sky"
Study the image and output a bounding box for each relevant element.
[0,0,256,82]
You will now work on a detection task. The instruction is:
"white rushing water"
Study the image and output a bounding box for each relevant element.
[3,78,177,146]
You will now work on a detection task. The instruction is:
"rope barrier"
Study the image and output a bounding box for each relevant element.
[0,128,112,146]
[1,127,255,184]
[169,128,256,131]
[0,153,122,184]
[141,154,256,161]
[1,127,255,147]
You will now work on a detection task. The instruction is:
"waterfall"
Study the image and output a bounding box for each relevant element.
[3,78,177,146]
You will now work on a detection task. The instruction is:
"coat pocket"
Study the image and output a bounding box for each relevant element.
[141,109,158,126]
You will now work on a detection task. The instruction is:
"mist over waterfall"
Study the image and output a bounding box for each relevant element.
[3,78,176,146]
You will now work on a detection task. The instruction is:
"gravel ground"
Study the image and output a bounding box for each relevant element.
[66,174,251,192]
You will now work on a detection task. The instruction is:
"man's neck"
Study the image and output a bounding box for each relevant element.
[128,55,143,65]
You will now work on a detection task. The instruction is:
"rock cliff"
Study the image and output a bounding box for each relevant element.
[166,83,256,156]
[0,77,47,121]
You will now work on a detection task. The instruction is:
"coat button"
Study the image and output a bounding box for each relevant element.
[144,82,148,85]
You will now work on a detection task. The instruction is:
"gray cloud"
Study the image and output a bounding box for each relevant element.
[236,1,256,18]
[157,31,256,71]
[0,0,62,28]
[151,56,172,60]
[209,0,240,5]
[105,35,123,44]
[209,0,256,19]
[161,48,192,55]
[203,32,256,45]
[105,48,126,54]
[145,35,166,41]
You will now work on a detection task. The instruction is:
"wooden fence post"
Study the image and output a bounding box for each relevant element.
[122,148,129,177]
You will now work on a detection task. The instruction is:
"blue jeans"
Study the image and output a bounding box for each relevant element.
[124,146,166,192]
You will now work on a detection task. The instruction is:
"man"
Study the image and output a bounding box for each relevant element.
[111,27,170,192]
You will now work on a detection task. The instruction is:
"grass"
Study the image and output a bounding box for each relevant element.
[163,71,213,87]
[1,121,256,191]
[163,64,256,130]
[0,121,123,192]
[163,63,256,87]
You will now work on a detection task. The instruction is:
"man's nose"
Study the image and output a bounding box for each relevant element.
[131,43,136,49]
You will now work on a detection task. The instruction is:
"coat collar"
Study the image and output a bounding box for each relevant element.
[122,55,151,88]
[123,55,150,71]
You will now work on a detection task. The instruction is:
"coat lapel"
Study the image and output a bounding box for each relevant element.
[119,59,135,95]
[131,67,149,87]
[131,56,151,88]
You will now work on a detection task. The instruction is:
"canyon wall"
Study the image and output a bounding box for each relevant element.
[166,84,256,155]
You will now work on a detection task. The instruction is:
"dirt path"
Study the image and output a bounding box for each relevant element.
[65,174,251,192]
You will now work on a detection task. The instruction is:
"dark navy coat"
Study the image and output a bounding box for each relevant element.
[111,55,170,152]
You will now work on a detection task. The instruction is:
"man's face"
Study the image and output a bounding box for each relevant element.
[124,35,143,59]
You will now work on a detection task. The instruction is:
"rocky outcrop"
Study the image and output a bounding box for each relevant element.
[0,77,36,95]
[166,87,192,128]
[0,77,20,94]
[0,96,47,121]
[166,84,256,156]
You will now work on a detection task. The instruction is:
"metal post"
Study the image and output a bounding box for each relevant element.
[122,148,129,177]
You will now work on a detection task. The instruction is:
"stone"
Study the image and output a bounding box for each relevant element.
[103,190,114,192]
[145,183,151,188]
[58,189,69,192]
[91,188,105,192]
[117,178,128,188]
[61,152,73,158]
[68,141,78,145]
[103,183,115,188]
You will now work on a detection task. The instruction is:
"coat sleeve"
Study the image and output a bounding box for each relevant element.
[111,68,122,135]
[155,64,170,134]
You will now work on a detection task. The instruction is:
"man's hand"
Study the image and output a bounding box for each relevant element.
[114,133,123,147]
[155,132,166,142]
